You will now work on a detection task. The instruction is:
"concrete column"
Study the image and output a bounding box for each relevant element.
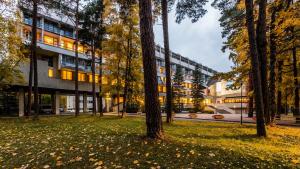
[52,91,60,115]
[18,88,25,117]
[83,93,88,113]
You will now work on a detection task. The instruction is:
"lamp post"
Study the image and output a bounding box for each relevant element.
[240,82,243,125]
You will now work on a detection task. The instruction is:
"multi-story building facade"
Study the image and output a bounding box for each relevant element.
[204,79,248,114]
[0,5,217,117]
[155,45,217,110]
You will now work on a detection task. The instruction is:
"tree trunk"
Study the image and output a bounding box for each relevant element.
[27,43,33,117]
[245,0,266,137]
[256,0,269,124]
[139,0,163,139]
[269,7,277,122]
[116,57,121,116]
[277,61,283,116]
[32,0,39,120]
[122,24,133,118]
[247,72,254,117]
[161,0,173,123]
[74,0,80,117]
[98,10,104,117]
[99,40,103,116]
[92,40,96,115]
[292,47,299,117]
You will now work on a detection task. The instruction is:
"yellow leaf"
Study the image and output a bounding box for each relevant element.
[56,161,63,166]
[133,160,139,164]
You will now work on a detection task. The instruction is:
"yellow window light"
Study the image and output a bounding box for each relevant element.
[48,68,54,78]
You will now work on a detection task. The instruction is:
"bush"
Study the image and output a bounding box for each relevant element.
[126,103,140,113]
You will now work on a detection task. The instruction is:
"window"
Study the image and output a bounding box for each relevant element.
[44,21,59,34]
[78,73,85,82]
[61,27,73,38]
[61,70,73,80]
[78,45,84,53]
[89,75,98,83]
[61,40,74,50]
[44,35,58,46]
[48,69,54,78]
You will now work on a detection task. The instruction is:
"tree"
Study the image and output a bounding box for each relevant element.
[138,0,163,139]
[160,0,174,123]
[256,0,269,124]
[58,0,82,116]
[18,0,41,118]
[0,1,26,89]
[191,65,205,112]
[173,66,184,113]
[116,0,143,118]
[79,0,105,116]
[245,0,266,137]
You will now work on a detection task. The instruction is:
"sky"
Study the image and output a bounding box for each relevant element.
[153,0,233,72]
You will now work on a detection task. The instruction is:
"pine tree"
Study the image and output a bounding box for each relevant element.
[79,0,105,116]
[173,66,184,113]
[139,0,163,139]
[191,65,205,112]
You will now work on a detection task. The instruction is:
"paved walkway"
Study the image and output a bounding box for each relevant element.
[105,112,300,127]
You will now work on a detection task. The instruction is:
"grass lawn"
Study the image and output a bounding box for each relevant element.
[0,115,299,169]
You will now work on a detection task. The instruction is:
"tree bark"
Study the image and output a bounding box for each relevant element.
[122,24,133,118]
[99,40,103,116]
[292,47,299,117]
[74,0,80,117]
[245,0,266,137]
[161,0,173,123]
[32,0,39,120]
[116,57,121,116]
[139,0,163,139]
[269,6,277,122]
[277,61,283,116]
[92,40,96,115]
[256,0,269,124]
[247,72,254,117]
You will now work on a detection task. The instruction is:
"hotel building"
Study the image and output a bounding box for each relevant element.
[0,5,217,117]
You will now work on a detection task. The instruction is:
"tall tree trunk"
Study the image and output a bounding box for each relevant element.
[116,57,121,116]
[247,72,254,117]
[277,61,283,116]
[92,40,96,115]
[122,24,133,118]
[292,47,299,117]
[139,0,163,139]
[27,43,33,117]
[269,7,277,122]
[98,4,104,117]
[256,0,269,124]
[74,0,80,117]
[161,0,173,123]
[99,40,103,116]
[245,0,266,137]
[32,0,39,120]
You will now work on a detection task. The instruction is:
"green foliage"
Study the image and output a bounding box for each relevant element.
[191,65,205,112]
[175,0,208,23]
[173,66,185,113]
[78,0,105,48]
[0,9,26,89]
